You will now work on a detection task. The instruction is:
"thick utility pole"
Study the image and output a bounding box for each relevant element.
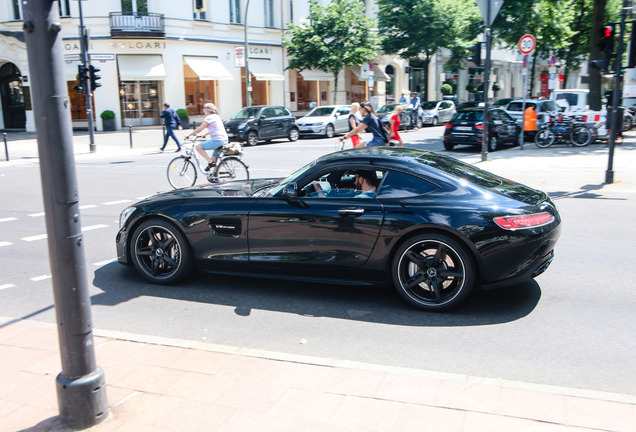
[21,1,108,429]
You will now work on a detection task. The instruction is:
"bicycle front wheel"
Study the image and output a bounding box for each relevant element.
[167,157,197,189]
[535,128,555,148]
[570,125,593,147]
[214,157,249,182]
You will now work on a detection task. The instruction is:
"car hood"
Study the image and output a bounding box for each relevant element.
[140,178,284,202]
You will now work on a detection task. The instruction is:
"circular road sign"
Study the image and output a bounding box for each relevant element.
[519,34,536,55]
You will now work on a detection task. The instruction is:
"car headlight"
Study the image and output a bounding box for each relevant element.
[119,206,136,229]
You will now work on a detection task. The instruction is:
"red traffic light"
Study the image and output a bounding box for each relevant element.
[603,26,613,38]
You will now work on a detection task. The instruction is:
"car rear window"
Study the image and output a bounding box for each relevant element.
[453,111,483,122]
[416,153,502,188]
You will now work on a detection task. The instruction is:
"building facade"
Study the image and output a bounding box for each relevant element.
[0,0,580,133]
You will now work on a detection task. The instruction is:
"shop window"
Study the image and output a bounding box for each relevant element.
[241,69,268,106]
[184,64,218,116]
[119,81,161,126]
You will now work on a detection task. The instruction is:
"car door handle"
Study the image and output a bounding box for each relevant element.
[338,207,365,216]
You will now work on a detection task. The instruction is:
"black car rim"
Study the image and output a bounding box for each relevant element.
[396,239,466,305]
[133,225,182,279]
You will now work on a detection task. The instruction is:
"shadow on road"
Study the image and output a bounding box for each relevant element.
[91,263,541,327]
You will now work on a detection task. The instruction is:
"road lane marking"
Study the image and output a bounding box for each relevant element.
[79,204,98,210]
[21,224,109,242]
[93,259,116,266]
[0,241,13,247]
[22,234,48,242]
[102,200,132,206]
[0,284,16,291]
[0,217,18,223]
[31,275,51,281]
[28,212,45,217]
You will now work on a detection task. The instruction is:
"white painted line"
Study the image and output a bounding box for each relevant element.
[82,224,110,232]
[0,217,18,223]
[0,284,16,291]
[93,259,116,267]
[0,241,13,247]
[22,234,47,242]
[31,275,51,282]
[102,200,132,206]
[79,204,98,210]
[28,212,45,217]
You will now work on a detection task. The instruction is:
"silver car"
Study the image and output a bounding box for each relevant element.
[296,105,352,138]
[421,100,457,126]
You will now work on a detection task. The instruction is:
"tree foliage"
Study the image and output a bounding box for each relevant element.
[282,0,381,103]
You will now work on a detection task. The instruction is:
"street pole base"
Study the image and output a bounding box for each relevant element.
[605,170,614,184]
[56,366,108,430]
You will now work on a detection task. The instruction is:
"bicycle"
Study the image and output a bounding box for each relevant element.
[166,137,249,189]
[534,114,594,148]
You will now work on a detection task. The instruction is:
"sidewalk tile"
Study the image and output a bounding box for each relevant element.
[109,392,181,425]
[434,380,502,413]
[168,348,233,375]
[496,387,567,424]
[329,395,404,431]
[213,379,288,412]
[564,396,636,431]
[375,373,443,405]
[393,404,466,432]
[115,365,186,395]
[268,388,344,422]
[152,399,238,432]
[162,369,238,403]
[320,367,387,397]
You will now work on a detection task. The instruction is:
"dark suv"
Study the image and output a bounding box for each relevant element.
[224,105,299,146]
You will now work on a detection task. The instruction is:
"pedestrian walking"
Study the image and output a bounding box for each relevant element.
[186,103,229,172]
[348,102,363,148]
[390,105,404,147]
[409,92,421,128]
[339,101,387,147]
[160,103,183,152]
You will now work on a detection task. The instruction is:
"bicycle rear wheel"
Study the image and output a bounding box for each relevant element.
[535,128,555,148]
[570,125,593,147]
[214,157,249,182]
[167,157,197,189]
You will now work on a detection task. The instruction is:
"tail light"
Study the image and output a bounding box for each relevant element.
[494,212,555,230]
[581,116,588,122]
[474,123,484,130]
[445,123,454,129]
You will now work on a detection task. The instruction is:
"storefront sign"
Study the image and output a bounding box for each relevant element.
[235,47,245,68]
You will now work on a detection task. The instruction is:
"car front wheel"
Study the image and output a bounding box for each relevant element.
[288,127,299,142]
[392,234,475,311]
[130,219,193,284]
[324,124,335,138]
[245,131,259,146]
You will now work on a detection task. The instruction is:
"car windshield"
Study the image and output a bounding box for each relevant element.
[231,107,261,119]
[377,104,398,113]
[266,160,317,197]
[453,111,483,122]
[421,101,438,110]
[305,107,335,117]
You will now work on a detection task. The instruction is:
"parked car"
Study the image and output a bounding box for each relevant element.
[377,103,419,130]
[492,97,515,108]
[420,100,457,126]
[457,101,484,111]
[117,147,561,311]
[224,105,299,146]
[295,105,351,138]
[504,99,561,130]
[443,108,521,152]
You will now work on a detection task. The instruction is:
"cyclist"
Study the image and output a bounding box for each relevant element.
[186,103,229,172]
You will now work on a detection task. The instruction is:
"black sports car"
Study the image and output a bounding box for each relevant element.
[116,148,561,311]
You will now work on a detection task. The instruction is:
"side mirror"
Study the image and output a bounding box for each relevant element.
[281,182,298,200]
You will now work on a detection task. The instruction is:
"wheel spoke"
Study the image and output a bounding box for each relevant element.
[430,277,443,302]
[405,273,427,289]
[405,250,427,268]
[438,269,463,279]
[136,246,154,256]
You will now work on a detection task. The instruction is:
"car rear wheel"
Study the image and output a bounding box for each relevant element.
[391,233,475,311]
[130,219,193,284]
[443,141,454,151]
[488,135,499,152]
[431,117,439,127]
[245,131,259,146]
[416,117,423,128]
[324,124,335,138]
[288,127,299,142]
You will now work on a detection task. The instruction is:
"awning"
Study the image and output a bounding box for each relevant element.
[117,55,166,80]
[249,61,285,81]
[299,69,335,81]
[183,56,233,80]
[350,65,391,82]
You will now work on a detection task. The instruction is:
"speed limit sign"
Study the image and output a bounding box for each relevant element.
[518,34,536,55]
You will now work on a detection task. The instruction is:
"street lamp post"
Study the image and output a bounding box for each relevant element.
[244,0,252,107]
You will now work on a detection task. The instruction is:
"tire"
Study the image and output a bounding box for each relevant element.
[167,157,197,189]
[324,124,335,138]
[570,125,593,147]
[623,114,633,132]
[535,128,555,148]
[443,141,454,151]
[246,131,259,146]
[416,117,423,128]
[214,157,249,182]
[288,127,299,142]
[488,135,499,152]
[403,115,412,129]
[391,233,475,311]
[431,117,439,127]
[130,218,193,284]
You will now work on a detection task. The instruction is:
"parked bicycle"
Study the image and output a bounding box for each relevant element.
[534,114,595,148]
[166,137,249,189]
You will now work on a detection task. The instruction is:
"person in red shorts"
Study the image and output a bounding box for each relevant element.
[390,105,404,147]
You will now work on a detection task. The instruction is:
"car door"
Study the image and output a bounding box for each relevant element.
[439,102,451,122]
[335,106,351,133]
[490,109,511,141]
[258,107,278,139]
[247,168,384,269]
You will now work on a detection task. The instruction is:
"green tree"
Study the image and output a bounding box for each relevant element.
[282,0,381,104]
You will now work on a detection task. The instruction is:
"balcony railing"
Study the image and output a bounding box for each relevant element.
[109,12,165,38]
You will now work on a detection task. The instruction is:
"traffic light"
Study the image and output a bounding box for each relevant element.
[74,64,89,94]
[591,24,615,73]
[466,42,482,67]
[89,65,101,91]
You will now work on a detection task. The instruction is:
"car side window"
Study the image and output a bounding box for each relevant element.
[273,107,287,117]
[377,171,439,198]
[299,169,384,199]
[262,108,276,118]
[491,110,501,121]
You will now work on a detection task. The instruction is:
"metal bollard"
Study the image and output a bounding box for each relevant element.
[129,125,133,149]
[3,133,8,161]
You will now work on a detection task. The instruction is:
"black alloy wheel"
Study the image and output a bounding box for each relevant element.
[130,219,193,284]
[392,234,475,311]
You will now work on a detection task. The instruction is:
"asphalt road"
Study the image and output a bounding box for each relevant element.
[1,126,635,398]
